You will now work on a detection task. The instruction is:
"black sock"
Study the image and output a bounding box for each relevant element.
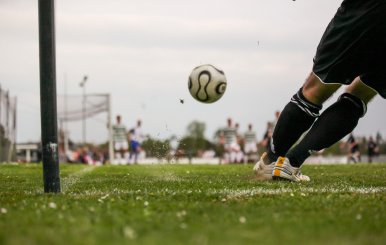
[287,93,366,167]
[267,88,322,162]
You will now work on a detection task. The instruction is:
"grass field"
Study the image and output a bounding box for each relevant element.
[0,163,385,245]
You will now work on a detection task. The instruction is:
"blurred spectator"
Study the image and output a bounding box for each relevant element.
[128,119,145,164]
[234,122,244,163]
[376,131,383,144]
[244,124,258,163]
[367,136,379,163]
[112,115,129,164]
[219,118,240,163]
[261,121,273,152]
[272,110,281,129]
[347,133,361,163]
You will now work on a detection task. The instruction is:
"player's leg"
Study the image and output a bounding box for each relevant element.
[357,150,362,163]
[224,145,231,163]
[368,151,373,163]
[243,145,249,163]
[133,142,140,164]
[113,142,122,164]
[267,72,340,162]
[256,73,338,180]
[347,151,353,164]
[286,77,377,168]
[229,144,238,163]
[122,141,129,164]
[271,1,385,181]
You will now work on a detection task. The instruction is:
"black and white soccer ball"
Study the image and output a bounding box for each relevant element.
[188,64,227,103]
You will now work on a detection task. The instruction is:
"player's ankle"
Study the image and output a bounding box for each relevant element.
[267,151,278,164]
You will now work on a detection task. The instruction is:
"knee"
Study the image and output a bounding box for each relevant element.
[338,93,367,118]
[302,72,341,105]
[345,77,377,104]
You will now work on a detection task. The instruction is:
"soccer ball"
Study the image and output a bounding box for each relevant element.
[188,64,227,103]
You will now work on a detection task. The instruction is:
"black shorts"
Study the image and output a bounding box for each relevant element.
[313,0,386,98]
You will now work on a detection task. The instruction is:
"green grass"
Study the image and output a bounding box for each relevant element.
[0,163,385,245]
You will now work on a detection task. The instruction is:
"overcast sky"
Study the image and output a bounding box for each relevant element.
[1,0,385,144]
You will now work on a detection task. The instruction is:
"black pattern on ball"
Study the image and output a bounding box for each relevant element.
[188,64,227,103]
[215,82,226,95]
[188,77,193,90]
[195,70,211,102]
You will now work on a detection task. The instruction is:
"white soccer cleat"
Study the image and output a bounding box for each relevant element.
[272,157,310,182]
[253,152,274,181]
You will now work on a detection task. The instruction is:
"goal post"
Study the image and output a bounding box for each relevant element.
[107,94,114,164]
[0,86,17,163]
[57,93,114,163]
[38,0,61,193]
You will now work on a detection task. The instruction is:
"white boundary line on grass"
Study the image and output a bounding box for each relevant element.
[61,166,96,193]
[219,186,386,199]
[67,186,386,197]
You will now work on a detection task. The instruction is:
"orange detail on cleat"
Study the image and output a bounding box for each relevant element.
[276,157,285,167]
[273,169,281,176]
